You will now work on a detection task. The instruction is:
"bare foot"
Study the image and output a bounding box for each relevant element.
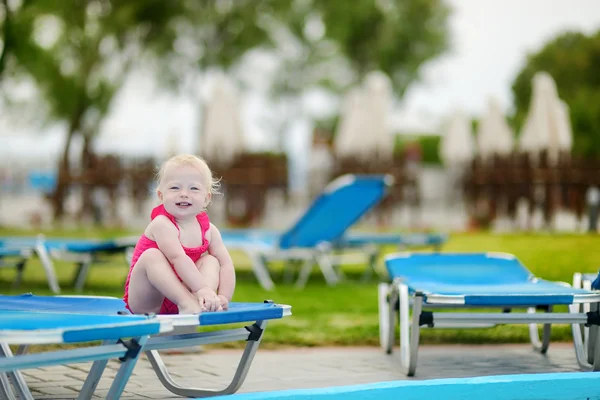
[178,300,203,315]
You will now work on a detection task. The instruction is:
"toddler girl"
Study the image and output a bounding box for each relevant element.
[124,154,235,314]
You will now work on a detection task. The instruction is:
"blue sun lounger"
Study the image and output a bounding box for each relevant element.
[207,372,600,400]
[0,293,292,398]
[0,309,172,399]
[378,252,600,376]
[0,235,137,293]
[221,174,447,290]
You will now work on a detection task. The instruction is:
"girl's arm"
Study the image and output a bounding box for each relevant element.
[207,223,236,300]
[150,216,207,293]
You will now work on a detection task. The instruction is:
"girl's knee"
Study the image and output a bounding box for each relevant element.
[197,254,221,273]
[137,248,168,264]
[201,254,220,267]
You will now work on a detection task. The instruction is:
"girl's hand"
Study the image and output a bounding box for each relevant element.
[217,295,229,311]
[194,287,220,312]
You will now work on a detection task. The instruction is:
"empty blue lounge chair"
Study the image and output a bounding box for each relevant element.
[378,252,600,376]
[0,235,137,293]
[0,293,291,398]
[221,174,447,290]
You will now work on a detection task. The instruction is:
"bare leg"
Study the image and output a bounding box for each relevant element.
[195,254,221,292]
[127,248,202,314]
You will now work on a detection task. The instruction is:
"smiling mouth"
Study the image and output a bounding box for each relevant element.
[176,202,192,207]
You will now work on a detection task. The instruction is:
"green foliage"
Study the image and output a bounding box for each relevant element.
[264,0,451,140]
[316,0,451,96]
[511,30,600,158]
[5,1,194,121]
[394,134,442,165]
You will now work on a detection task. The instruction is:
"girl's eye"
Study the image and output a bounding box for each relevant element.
[169,186,179,190]
[191,187,199,191]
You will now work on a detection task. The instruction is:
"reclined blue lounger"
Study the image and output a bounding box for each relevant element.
[220,174,447,290]
[0,293,292,398]
[0,235,136,293]
[207,372,600,400]
[378,252,600,376]
[0,309,171,399]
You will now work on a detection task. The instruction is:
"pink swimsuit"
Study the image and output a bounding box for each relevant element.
[123,204,211,314]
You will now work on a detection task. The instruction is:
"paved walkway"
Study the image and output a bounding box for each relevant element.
[19,343,582,399]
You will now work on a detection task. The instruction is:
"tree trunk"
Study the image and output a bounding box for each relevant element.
[78,133,95,224]
[51,106,85,222]
[0,0,12,81]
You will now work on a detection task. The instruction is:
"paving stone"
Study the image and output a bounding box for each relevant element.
[34,385,81,396]
[9,343,587,399]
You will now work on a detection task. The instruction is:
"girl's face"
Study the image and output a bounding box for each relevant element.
[158,164,210,219]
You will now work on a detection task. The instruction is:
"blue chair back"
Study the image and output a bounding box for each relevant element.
[279,174,393,249]
[385,252,534,287]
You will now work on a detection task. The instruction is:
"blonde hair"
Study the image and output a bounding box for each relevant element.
[156,154,220,197]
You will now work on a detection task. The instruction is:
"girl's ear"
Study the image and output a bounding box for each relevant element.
[206,192,212,205]
[157,190,163,202]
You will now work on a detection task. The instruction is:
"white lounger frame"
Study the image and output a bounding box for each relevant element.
[9,304,292,399]
[0,318,172,400]
[378,279,600,376]
[571,272,600,369]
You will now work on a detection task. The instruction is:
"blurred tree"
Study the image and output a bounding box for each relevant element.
[260,0,451,151]
[1,0,293,221]
[317,0,451,97]
[511,30,600,159]
[1,1,191,220]
[2,0,450,220]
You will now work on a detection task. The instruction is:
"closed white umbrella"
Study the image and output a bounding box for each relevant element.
[477,97,514,159]
[360,71,394,161]
[439,109,475,166]
[334,71,395,162]
[518,72,572,164]
[199,75,246,165]
[555,99,573,153]
[333,87,367,159]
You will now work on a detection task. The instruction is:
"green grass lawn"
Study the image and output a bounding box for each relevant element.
[1,229,599,348]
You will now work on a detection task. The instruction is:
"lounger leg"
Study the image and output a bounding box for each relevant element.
[105,336,149,400]
[570,302,592,370]
[0,343,33,400]
[34,241,60,294]
[360,245,380,282]
[78,340,113,400]
[282,260,298,284]
[295,258,316,289]
[146,321,269,398]
[247,251,274,290]
[0,371,17,400]
[79,360,109,399]
[73,260,92,292]
[592,318,600,372]
[398,283,421,377]
[588,302,599,365]
[11,259,26,289]
[528,306,552,354]
[378,283,394,354]
[314,253,340,287]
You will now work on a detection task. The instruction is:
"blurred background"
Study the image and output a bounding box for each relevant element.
[1,0,600,234]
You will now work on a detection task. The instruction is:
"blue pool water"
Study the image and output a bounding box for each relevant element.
[209,372,600,400]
